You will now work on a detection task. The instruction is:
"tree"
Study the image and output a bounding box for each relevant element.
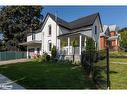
[119,28,127,49]
[84,37,96,78]
[72,39,78,62]
[0,6,43,51]
[51,45,57,59]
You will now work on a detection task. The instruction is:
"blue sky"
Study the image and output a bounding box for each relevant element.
[41,6,127,29]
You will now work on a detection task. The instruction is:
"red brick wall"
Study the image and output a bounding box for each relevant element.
[99,31,119,50]
[100,36,106,49]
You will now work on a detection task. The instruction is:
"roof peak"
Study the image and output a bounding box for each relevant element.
[46,12,100,30]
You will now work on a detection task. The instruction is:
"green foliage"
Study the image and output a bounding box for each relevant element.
[81,37,96,78]
[51,45,57,59]
[41,53,50,63]
[61,40,67,48]
[0,61,95,89]
[0,6,43,51]
[119,28,127,48]
[99,49,106,60]
[71,39,78,47]
[35,53,50,63]
[86,37,96,53]
[109,51,127,57]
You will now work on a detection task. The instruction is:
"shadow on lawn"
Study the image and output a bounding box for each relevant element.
[109,71,118,74]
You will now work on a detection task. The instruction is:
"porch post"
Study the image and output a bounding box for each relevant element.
[68,37,70,55]
[79,34,82,55]
[84,36,86,50]
[59,39,61,54]
[27,47,29,59]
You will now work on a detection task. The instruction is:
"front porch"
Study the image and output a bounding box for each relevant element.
[19,40,42,58]
[58,33,87,61]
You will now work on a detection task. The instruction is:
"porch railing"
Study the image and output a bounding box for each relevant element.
[59,47,84,55]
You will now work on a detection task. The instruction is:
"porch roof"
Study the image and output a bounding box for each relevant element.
[19,40,42,46]
[58,29,92,38]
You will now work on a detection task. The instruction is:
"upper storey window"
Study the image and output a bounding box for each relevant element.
[48,25,52,36]
[95,26,97,34]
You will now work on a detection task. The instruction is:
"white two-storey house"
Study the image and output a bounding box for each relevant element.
[20,12,103,60]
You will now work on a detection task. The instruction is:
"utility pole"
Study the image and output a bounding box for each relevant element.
[106,39,110,89]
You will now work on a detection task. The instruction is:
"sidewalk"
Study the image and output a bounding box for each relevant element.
[0,58,32,66]
[0,74,25,90]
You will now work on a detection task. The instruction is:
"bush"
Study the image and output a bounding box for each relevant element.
[35,52,50,63]
[51,45,57,59]
[99,49,106,60]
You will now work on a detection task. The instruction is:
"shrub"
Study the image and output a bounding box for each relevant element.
[51,45,57,59]
[35,52,50,63]
[99,49,106,60]
[42,53,50,62]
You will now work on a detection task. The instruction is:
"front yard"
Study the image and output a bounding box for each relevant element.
[110,58,127,89]
[0,61,95,89]
[1,57,127,89]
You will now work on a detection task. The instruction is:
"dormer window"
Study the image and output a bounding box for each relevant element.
[32,32,35,40]
[95,26,97,34]
[48,25,51,35]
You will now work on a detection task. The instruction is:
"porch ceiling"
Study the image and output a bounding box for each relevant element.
[19,40,42,46]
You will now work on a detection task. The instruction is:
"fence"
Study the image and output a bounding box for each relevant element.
[81,49,107,89]
[0,51,27,61]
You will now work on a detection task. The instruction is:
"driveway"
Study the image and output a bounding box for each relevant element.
[0,58,32,66]
[0,74,25,90]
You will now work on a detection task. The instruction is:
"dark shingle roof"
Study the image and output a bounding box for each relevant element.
[48,13,70,29]
[48,12,99,30]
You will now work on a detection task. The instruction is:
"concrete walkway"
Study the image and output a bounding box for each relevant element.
[0,74,25,90]
[0,58,32,66]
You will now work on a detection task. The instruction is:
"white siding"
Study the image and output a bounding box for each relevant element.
[42,16,60,54]
[27,35,32,42]
[35,32,42,41]
[92,16,102,50]
[27,32,42,42]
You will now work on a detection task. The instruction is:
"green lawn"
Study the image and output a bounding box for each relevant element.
[110,58,127,63]
[0,61,95,89]
[110,58,127,89]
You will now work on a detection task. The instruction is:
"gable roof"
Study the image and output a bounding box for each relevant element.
[47,12,100,30]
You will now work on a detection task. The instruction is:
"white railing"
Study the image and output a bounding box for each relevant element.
[59,46,85,55]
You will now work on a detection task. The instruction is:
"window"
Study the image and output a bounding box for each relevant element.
[32,32,35,40]
[95,26,97,34]
[48,41,52,51]
[37,48,40,53]
[48,25,51,35]
[28,48,34,52]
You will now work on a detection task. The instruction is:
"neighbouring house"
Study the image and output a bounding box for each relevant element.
[19,12,103,61]
[100,25,120,51]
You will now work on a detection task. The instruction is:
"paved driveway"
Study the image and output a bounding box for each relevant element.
[0,74,25,90]
[0,58,32,66]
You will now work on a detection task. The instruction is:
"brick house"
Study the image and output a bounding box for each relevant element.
[100,25,120,51]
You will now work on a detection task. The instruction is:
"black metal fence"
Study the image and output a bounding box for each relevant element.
[81,49,107,89]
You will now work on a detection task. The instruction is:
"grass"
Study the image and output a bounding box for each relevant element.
[109,51,127,57]
[110,58,127,63]
[0,61,95,89]
[110,58,127,89]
